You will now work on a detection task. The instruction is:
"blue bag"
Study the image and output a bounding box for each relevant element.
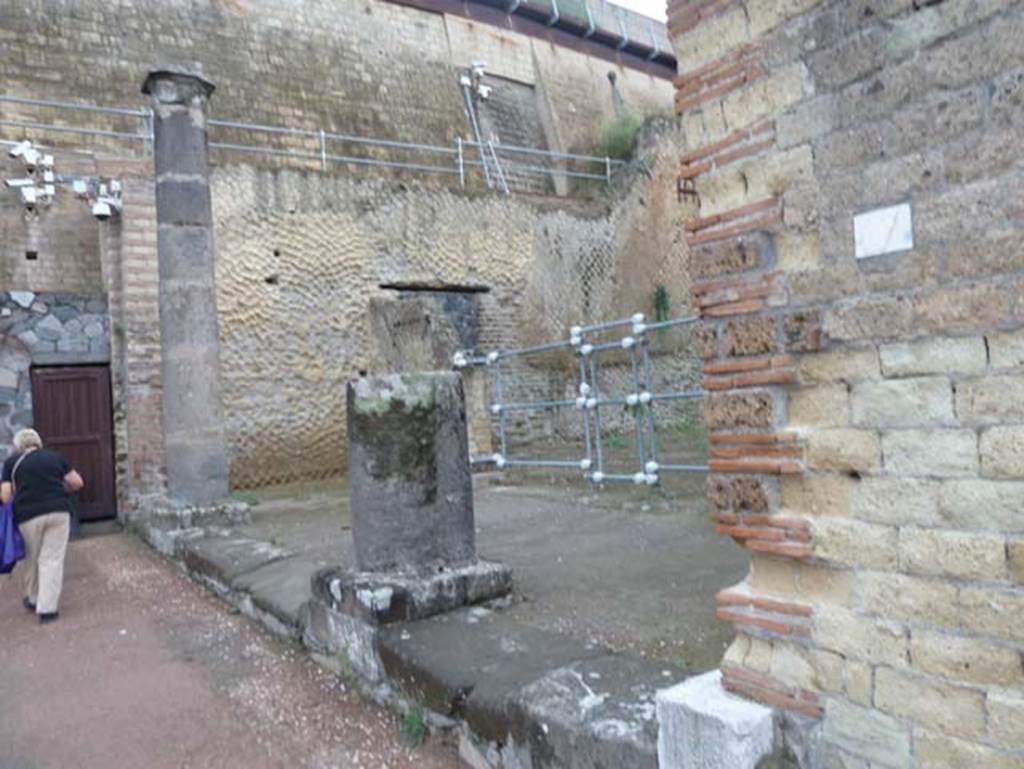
[1,498,25,574]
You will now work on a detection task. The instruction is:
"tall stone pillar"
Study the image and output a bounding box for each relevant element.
[142,68,229,505]
[307,372,511,630]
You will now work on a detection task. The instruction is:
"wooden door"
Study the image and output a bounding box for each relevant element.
[30,366,117,521]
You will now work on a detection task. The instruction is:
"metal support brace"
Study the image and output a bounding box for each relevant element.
[456,137,465,187]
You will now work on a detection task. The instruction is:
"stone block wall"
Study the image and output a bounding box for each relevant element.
[670,1,1024,766]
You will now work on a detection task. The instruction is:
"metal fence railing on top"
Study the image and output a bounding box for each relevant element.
[0,94,627,193]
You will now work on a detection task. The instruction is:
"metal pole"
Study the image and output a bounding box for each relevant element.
[319,129,327,171]
[494,359,509,460]
[143,107,154,156]
[605,156,612,184]
[578,353,593,469]
[629,345,647,473]
[456,137,465,187]
[588,353,604,477]
[462,82,493,189]
[489,140,511,196]
[641,337,658,466]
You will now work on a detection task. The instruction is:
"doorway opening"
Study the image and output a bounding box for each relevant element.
[30,365,117,521]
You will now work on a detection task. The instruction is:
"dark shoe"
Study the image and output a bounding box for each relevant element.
[22,598,36,612]
[38,612,58,625]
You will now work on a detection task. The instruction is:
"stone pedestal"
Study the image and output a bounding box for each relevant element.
[657,670,776,769]
[308,372,511,630]
[142,67,229,506]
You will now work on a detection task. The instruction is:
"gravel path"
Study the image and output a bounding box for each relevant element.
[0,532,458,769]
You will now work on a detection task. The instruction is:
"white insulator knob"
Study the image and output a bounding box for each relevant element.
[570,335,582,346]
[570,325,582,337]
[452,352,467,368]
[632,323,647,335]
[645,460,660,474]
[585,398,597,410]
[633,472,646,485]
[580,344,594,356]
[626,393,640,407]
[591,471,605,483]
[487,351,500,364]
[639,391,652,404]
[579,382,591,396]
[621,336,635,349]
[579,458,592,471]
[491,404,502,415]
[493,454,506,468]
[645,473,659,486]
[575,396,587,409]
[631,313,645,324]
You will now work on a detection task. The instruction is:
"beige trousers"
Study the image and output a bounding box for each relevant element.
[18,512,71,615]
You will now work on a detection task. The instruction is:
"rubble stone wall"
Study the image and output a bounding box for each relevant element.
[211,124,693,488]
[670,1,1024,766]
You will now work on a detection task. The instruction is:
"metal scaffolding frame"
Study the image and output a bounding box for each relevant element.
[455,312,708,484]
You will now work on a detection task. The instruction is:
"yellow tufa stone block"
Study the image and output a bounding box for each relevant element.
[988,691,1024,751]
[787,383,850,428]
[779,473,856,517]
[811,518,899,570]
[898,527,1008,582]
[980,425,1024,478]
[851,477,940,527]
[956,374,1024,423]
[874,667,986,740]
[806,429,881,474]
[915,730,1022,769]
[798,346,880,384]
[816,606,908,668]
[775,230,822,273]
[910,629,1024,688]
[987,327,1024,369]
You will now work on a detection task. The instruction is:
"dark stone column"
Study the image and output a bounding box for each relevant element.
[142,68,229,505]
[305,372,510,631]
[347,372,476,574]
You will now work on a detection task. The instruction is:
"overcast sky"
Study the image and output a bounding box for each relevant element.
[613,0,667,21]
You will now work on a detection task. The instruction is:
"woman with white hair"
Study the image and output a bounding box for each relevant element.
[0,428,84,624]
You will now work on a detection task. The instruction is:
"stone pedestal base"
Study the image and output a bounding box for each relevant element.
[657,670,776,769]
[311,560,513,626]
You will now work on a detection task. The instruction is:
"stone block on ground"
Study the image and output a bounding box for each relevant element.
[233,554,332,628]
[310,561,512,626]
[512,655,687,769]
[656,669,776,769]
[179,532,291,586]
[377,607,607,743]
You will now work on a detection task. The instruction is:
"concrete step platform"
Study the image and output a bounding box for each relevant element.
[379,607,688,768]
[170,528,693,768]
[175,531,330,631]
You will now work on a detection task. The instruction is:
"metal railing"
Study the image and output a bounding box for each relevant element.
[456,312,708,483]
[0,94,627,190]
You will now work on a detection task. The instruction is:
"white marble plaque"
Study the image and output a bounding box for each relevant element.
[854,203,913,259]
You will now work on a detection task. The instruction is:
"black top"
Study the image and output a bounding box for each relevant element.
[1,449,73,525]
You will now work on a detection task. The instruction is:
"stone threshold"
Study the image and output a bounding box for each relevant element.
[136,521,692,769]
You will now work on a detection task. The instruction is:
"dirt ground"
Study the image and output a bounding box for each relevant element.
[0,533,458,769]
